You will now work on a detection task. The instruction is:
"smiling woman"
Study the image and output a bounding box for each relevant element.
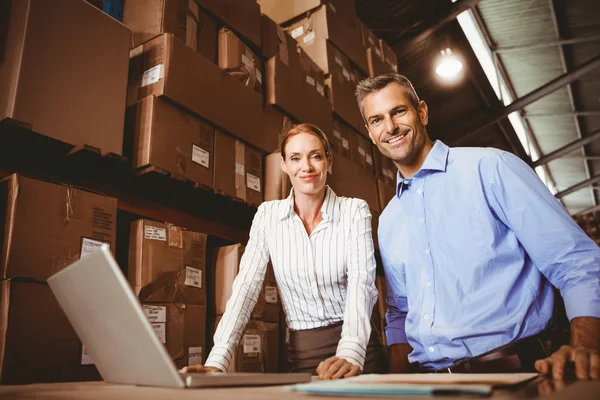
[183,123,388,379]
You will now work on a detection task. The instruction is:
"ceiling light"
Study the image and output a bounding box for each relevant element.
[436,48,463,78]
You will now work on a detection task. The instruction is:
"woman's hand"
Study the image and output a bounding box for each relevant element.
[179,365,223,373]
[316,356,361,380]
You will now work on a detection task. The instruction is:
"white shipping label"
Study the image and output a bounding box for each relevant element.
[369,37,376,46]
[358,147,366,156]
[342,67,350,81]
[303,31,315,44]
[333,130,342,139]
[375,48,382,58]
[143,305,167,323]
[188,346,203,366]
[256,68,262,84]
[316,83,325,96]
[335,56,343,66]
[151,323,167,344]
[235,163,245,176]
[144,226,167,241]
[342,138,350,149]
[291,26,304,39]
[184,266,203,288]
[366,154,373,165]
[241,54,253,69]
[80,238,107,259]
[141,64,164,88]
[305,76,316,86]
[243,334,261,354]
[247,173,261,192]
[192,145,210,168]
[265,286,278,304]
[81,345,94,365]
[328,2,337,12]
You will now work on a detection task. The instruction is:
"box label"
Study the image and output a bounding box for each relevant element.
[256,68,263,84]
[265,286,278,304]
[366,154,373,165]
[333,130,342,139]
[328,3,337,12]
[291,26,304,39]
[81,345,94,365]
[192,145,210,168]
[151,322,167,344]
[303,31,315,44]
[143,305,167,323]
[358,147,366,156]
[235,163,245,176]
[144,226,167,241]
[141,64,164,88]
[246,173,261,192]
[168,225,183,249]
[243,334,261,354]
[375,48,382,58]
[242,54,253,70]
[342,138,350,149]
[316,83,325,96]
[188,346,203,366]
[184,266,203,288]
[80,238,107,259]
[305,76,316,86]
[335,56,343,66]
[342,67,350,82]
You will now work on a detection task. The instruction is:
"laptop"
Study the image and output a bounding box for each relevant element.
[47,246,311,388]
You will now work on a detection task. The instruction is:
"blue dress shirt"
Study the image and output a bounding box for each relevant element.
[379,141,600,370]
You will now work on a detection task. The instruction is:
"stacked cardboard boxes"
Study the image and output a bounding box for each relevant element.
[0,174,117,384]
[374,152,398,211]
[128,219,208,369]
[212,244,280,372]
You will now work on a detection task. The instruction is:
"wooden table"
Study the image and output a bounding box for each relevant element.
[0,378,598,400]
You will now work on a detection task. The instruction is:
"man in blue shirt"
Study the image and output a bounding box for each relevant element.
[355,73,600,380]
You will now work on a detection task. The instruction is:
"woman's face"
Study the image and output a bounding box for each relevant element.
[281,133,329,196]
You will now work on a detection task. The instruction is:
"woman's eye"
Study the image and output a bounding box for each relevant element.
[312,154,322,160]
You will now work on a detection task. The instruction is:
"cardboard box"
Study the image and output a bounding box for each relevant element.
[0,0,130,154]
[261,15,302,75]
[349,128,375,175]
[331,117,352,161]
[360,22,380,52]
[213,244,279,323]
[213,317,279,372]
[0,280,101,384]
[218,28,263,94]
[285,5,368,75]
[193,0,261,49]
[265,151,292,202]
[123,0,217,62]
[128,33,268,152]
[258,0,355,25]
[142,303,207,369]
[0,174,117,281]
[129,219,207,305]
[127,96,214,188]
[265,57,333,137]
[380,39,399,72]
[213,131,263,206]
[328,152,380,213]
[377,179,397,212]
[263,106,298,153]
[298,47,327,98]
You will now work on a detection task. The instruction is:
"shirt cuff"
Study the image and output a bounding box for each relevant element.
[336,338,367,370]
[562,287,600,320]
[386,321,408,346]
[204,345,234,372]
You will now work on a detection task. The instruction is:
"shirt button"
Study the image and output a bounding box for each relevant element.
[417,189,423,194]
[429,347,435,353]
[419,218,424,223]
[426,282,432,287]
[424,249,430,255]
[424,314,430,320]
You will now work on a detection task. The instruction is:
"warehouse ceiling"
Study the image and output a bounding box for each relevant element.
[356,0,600,215]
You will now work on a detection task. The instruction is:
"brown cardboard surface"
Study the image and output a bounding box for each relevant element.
[0,0,130,154]
[128,33,267,152]
[0,174,117,281]
[123,0,217,62]
[218,28,263,94]
[367,47,394,78]
[128,220,207,305]
[265,152,292,202]
[213,131,263,206]
[0,280,100,384]
[284,5,368,75]
[328,152,380,213]
[261,15,302,75]
[349,128,375,175]
[265,57,333,136]
[371,209,380,249]
[380,39,399,72]
[263,106,297,154]
[298,47,327,98]
[377,178,397,212]
[128,96,214,188]
[193,0,261,49]
[331,117,352,161]
[213,245,279,322]
[360,22,380,52]
[142,303,207,369]
[258,0,355,25]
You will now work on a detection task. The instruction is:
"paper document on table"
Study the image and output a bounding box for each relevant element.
[352,372,539,386]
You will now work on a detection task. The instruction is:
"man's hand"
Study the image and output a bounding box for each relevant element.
[179,365,223,373]
[316,356,361,380]
[389,343,413,373]
[535,345,599,380]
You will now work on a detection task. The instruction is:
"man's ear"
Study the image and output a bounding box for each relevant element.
[418,100,429,126]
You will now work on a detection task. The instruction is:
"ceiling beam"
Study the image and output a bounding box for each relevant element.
[555,175,600,199]
[455,53,600,145]
[532,128,600,167]
[524,110,600,118]
[574,203,600,216]
[493,35,600,53]
[392,0,481,46]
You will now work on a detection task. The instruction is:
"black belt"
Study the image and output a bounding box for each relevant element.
[426,334,550,374]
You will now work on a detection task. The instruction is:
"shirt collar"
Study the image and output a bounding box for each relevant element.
[278,186,339,222]
[395,140,449,197]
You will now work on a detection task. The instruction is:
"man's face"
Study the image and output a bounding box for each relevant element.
[362,82,429,166]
